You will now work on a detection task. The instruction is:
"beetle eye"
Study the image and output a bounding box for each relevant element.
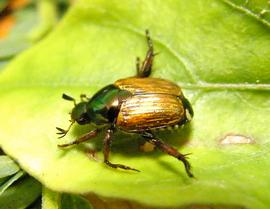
[77,113,90,125]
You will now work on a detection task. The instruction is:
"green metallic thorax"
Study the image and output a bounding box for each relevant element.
[86,84,130,125]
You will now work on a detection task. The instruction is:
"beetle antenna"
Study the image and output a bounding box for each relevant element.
[62,93,76,106]
[56,121,74,138]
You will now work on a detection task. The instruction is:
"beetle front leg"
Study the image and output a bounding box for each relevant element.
[58,129,100,147]
[103,128,140,172]
[137,30,154,78]
[142,132,194,178]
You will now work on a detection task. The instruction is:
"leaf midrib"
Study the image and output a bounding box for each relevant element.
[1,82,270,91]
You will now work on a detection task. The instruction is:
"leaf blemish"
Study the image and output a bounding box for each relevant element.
[220,134,255,145]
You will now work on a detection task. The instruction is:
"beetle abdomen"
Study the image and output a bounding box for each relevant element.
[115,77,182,96]
[116,94,185,132]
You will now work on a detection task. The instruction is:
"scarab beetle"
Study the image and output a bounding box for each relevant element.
[57,30,194,177]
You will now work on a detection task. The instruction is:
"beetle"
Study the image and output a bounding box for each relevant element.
[57,30,194,177]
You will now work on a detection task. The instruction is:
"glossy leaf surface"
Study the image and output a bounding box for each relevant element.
[0,0,270,208]
[0,156,20,178]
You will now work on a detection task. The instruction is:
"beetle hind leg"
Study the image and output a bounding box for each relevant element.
[136,57,141,75]
[103,128,140,172]
[142,132,194,178]
[136,30,155,78]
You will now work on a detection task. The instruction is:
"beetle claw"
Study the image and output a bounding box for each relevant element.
[105,161,140,172]
[153,51,160,56]
[57,133,67,139]
[56,127,65,132]
[183,153,192,159]
[56,127,68,138]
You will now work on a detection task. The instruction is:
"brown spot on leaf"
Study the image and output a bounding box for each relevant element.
[220,134,255,145]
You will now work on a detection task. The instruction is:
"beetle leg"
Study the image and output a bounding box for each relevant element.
[56,120,75,138]
[142,132,194,178]
[58,129,100,147]
[103,128,140,172]
[137,30,154,78]
[136,56,141,75]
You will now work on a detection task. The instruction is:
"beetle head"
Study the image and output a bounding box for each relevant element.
[71,102,91,125]
[56,94,91,138]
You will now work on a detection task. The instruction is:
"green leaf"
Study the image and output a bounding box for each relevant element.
[61,194,93,209]
[0,176,41,209]
[0,176,8,186]
[29,0,58,42]
[0,60,9,71]
[0,0,8,12]
[0,0,270,208]
[0,170,24,195]
[0,6,39,59]
[41,187,92,209]
[27,197,42,209]
[42,187,60,209]
[0,156,20,178]
[0,0,70,60]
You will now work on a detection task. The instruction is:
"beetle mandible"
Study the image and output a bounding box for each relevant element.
[57,30,194,177]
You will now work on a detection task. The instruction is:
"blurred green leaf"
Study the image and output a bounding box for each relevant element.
[29,0,58,41]
[27,197,42,209]
[41,187,92,209]
[0,0,8,12]
[0,176,8,185]
[42,187,60,209]
[0,0,270,209]
[0,6,38,59]
[0,176,41,209]
[0,155,20,178]
[0,60,9,71]
[0,170,24,195]
[0,0,68,60]
[61,194,93,209]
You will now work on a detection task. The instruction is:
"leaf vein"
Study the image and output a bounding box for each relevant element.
[221,0,270,28]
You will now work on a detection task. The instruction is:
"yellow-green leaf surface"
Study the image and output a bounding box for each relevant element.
[0,0,270,208]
